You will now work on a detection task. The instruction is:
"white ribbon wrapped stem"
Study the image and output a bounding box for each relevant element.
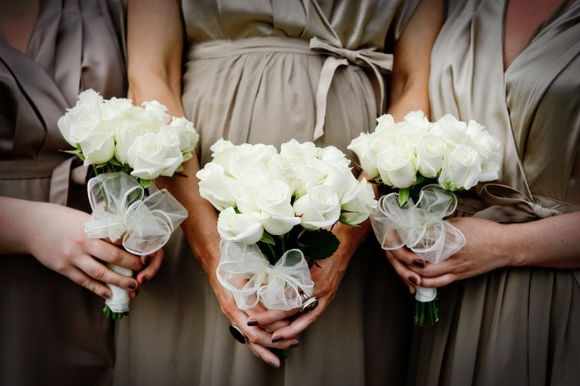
[217,240,314,311]
[370,185,466,303]
[84,172,188,312]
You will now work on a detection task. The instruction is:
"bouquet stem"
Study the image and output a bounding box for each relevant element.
[102,305,128,320]
[414,300,439,326]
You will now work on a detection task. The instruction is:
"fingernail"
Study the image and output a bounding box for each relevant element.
[413,259,425,268]
[272,337,283,343]
[268,360,279,368]
[129,282,138,290]
[247,319,258,327]
[290,342,300,348]
[103,292,112,300]
[408,276,417,285]
[142,255,150,265]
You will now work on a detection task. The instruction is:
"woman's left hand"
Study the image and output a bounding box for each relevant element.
[407,217,512,288]
[269,221,368,342]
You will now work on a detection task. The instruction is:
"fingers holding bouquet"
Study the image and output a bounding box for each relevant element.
[197,139,377,358]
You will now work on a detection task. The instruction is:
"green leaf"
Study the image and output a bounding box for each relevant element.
[259,231,276,246]
[297,229,340,260]
[108,157,123,167]
[398,188,410,207]
[140,179,153,189]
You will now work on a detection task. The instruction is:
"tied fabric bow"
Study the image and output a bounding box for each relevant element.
[85,172,187,313]
[217,240,314,311]
[85,172,188,256]
[309,37,393,141]
[370,185,465,302]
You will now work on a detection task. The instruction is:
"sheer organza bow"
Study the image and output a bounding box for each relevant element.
[217,240,314,311]
[370,185,465,302]
[85,172,188,256]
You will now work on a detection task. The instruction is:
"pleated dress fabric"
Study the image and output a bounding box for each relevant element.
[114,1,419,385]
[408,1,580,385]
[0,1,127,385]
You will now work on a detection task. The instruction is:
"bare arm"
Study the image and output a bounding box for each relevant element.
[127,0,297,367]
[405,212,580,288]
[388,0,443,120]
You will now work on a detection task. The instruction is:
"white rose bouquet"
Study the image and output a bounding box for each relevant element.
[58,89,195,319]
[348,111,501,325]
[197,139,377,311]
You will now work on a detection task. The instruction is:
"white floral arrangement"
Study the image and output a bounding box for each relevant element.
[197,139,377,311]
[348,111,501,325]
[58,89,195,319]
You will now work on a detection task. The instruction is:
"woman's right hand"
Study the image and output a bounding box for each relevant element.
[0,197,143,299]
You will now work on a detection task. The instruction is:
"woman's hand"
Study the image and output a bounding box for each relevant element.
[268,221,370,343]
[0,197,143,299]
[388,217,511,289]
[205,266,300,368]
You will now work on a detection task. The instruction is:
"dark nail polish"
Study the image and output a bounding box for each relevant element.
[142,255,150,265]
[247,320,258,327]
[290,342,300,348]
[408,276,417,285]
[413,259,425,268]
[129,282,137,290]
[272,337,283,343]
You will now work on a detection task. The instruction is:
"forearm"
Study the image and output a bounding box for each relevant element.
[127,0,184,115]
[506,211,580,269]
[388,0,443,120]
[0,196,40,255]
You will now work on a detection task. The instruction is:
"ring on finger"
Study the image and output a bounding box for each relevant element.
[300,295,319,314]
[229,325,247,344]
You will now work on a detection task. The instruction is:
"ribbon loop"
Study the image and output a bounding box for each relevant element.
[84,172,188,256]
[370,185,465,264]
[217,240,314,311]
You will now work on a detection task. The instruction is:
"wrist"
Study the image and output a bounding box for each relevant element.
[499,223,526,267]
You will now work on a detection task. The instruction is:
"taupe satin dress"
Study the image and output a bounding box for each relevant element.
[0,1,127,385]
[408,1,580,385]
[115,1,418,385]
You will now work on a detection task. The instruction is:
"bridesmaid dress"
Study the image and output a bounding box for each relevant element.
[114,1,419,385]
[0,1,127,385]
[408,1,580,385]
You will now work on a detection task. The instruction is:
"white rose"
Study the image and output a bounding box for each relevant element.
[101,97,133,121]
[114,115,149,164]
[209,138,235,154]
[256,181,300,235]
[347,132,379,178]
[293,185,341,230]
[403,110,430,131]
[374,114,396,134]
[430,114,467,145]
[321,163,358,203]
[213,143,276,178]
[141,100,171,125]
[416,135,447,178]
[58,90,103,147]
[295,158,330,196]
[162,117,199,160]
[438,145,482,190]
[196,163,236,211]
[464,120,501,181]
[127,133,184,180]
[318,145,351,168]
[78,122,116,165]
[230,169,267,214]
[217,207,264,244]
[340,179,377,226]
[376,145,417,188]
[280,140,318,164]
